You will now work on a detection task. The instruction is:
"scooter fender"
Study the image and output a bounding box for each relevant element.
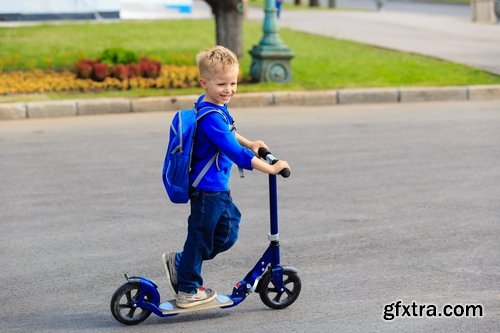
[281,265,299,273]
[126,275,162,314]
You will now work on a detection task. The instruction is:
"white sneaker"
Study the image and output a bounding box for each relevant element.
[176,287,217,309]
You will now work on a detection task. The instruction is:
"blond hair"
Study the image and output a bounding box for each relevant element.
[196,45,239,79]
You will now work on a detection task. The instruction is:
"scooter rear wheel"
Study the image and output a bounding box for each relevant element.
[110,282,152,325]
[259,267,301,309]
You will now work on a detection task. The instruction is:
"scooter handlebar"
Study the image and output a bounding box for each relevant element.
[258,148,291,178]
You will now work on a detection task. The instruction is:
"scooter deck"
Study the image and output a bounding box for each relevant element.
[159,295,233,314]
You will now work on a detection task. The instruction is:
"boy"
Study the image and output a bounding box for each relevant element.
[162,45,290,309]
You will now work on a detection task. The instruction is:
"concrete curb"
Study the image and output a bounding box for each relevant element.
[399,86,468,103]
[338,88,398,104]
[27,100,77,118]
[1,85,500,120]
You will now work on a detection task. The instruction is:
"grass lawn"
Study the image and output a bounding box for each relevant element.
[0,18,499,102]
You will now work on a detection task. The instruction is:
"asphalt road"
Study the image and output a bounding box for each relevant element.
[1,100,499,332]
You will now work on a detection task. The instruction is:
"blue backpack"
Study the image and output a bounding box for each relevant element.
[162,100,226,204]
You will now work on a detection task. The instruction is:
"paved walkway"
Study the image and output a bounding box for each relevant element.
[248,3,500,75]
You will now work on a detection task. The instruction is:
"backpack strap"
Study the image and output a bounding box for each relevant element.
[190,105,228,188]
[191,96,243,187]
[196,106,228,123]
[196,103,245,179]
[192,153,217,188]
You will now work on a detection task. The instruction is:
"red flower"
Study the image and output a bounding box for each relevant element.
[127,63,141,78]
[92,62,109,82]
[112,64,129,81]
[139,57,161,79]
[75,60,94,79]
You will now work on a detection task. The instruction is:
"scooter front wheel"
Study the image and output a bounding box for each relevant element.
[259,267,301,309]
[110,282,152,325]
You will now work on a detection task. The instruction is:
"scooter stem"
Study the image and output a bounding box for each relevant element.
[269,174,279,238]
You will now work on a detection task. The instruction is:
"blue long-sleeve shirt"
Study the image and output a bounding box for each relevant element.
[189,97,254,191]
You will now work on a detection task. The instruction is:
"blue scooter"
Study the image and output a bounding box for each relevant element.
[110,149,301,325]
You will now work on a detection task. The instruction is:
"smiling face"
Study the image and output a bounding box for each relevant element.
[200,66,239,106]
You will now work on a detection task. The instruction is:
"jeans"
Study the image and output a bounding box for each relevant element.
[175,189,241,294]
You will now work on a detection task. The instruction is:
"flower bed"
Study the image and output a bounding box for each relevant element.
[0,65,199,95]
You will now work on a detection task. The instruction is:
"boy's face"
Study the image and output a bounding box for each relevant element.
[200,66,239,106]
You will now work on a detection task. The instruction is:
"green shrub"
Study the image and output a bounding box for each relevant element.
[99,48,139,66]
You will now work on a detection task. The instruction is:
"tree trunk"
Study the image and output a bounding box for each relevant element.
[205,0,245,58]
[309,0,320,6]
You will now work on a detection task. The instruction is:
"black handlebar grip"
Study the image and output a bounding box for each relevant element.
[280,168,291,178]
[258,147,271,160]
[257,148,290,178]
